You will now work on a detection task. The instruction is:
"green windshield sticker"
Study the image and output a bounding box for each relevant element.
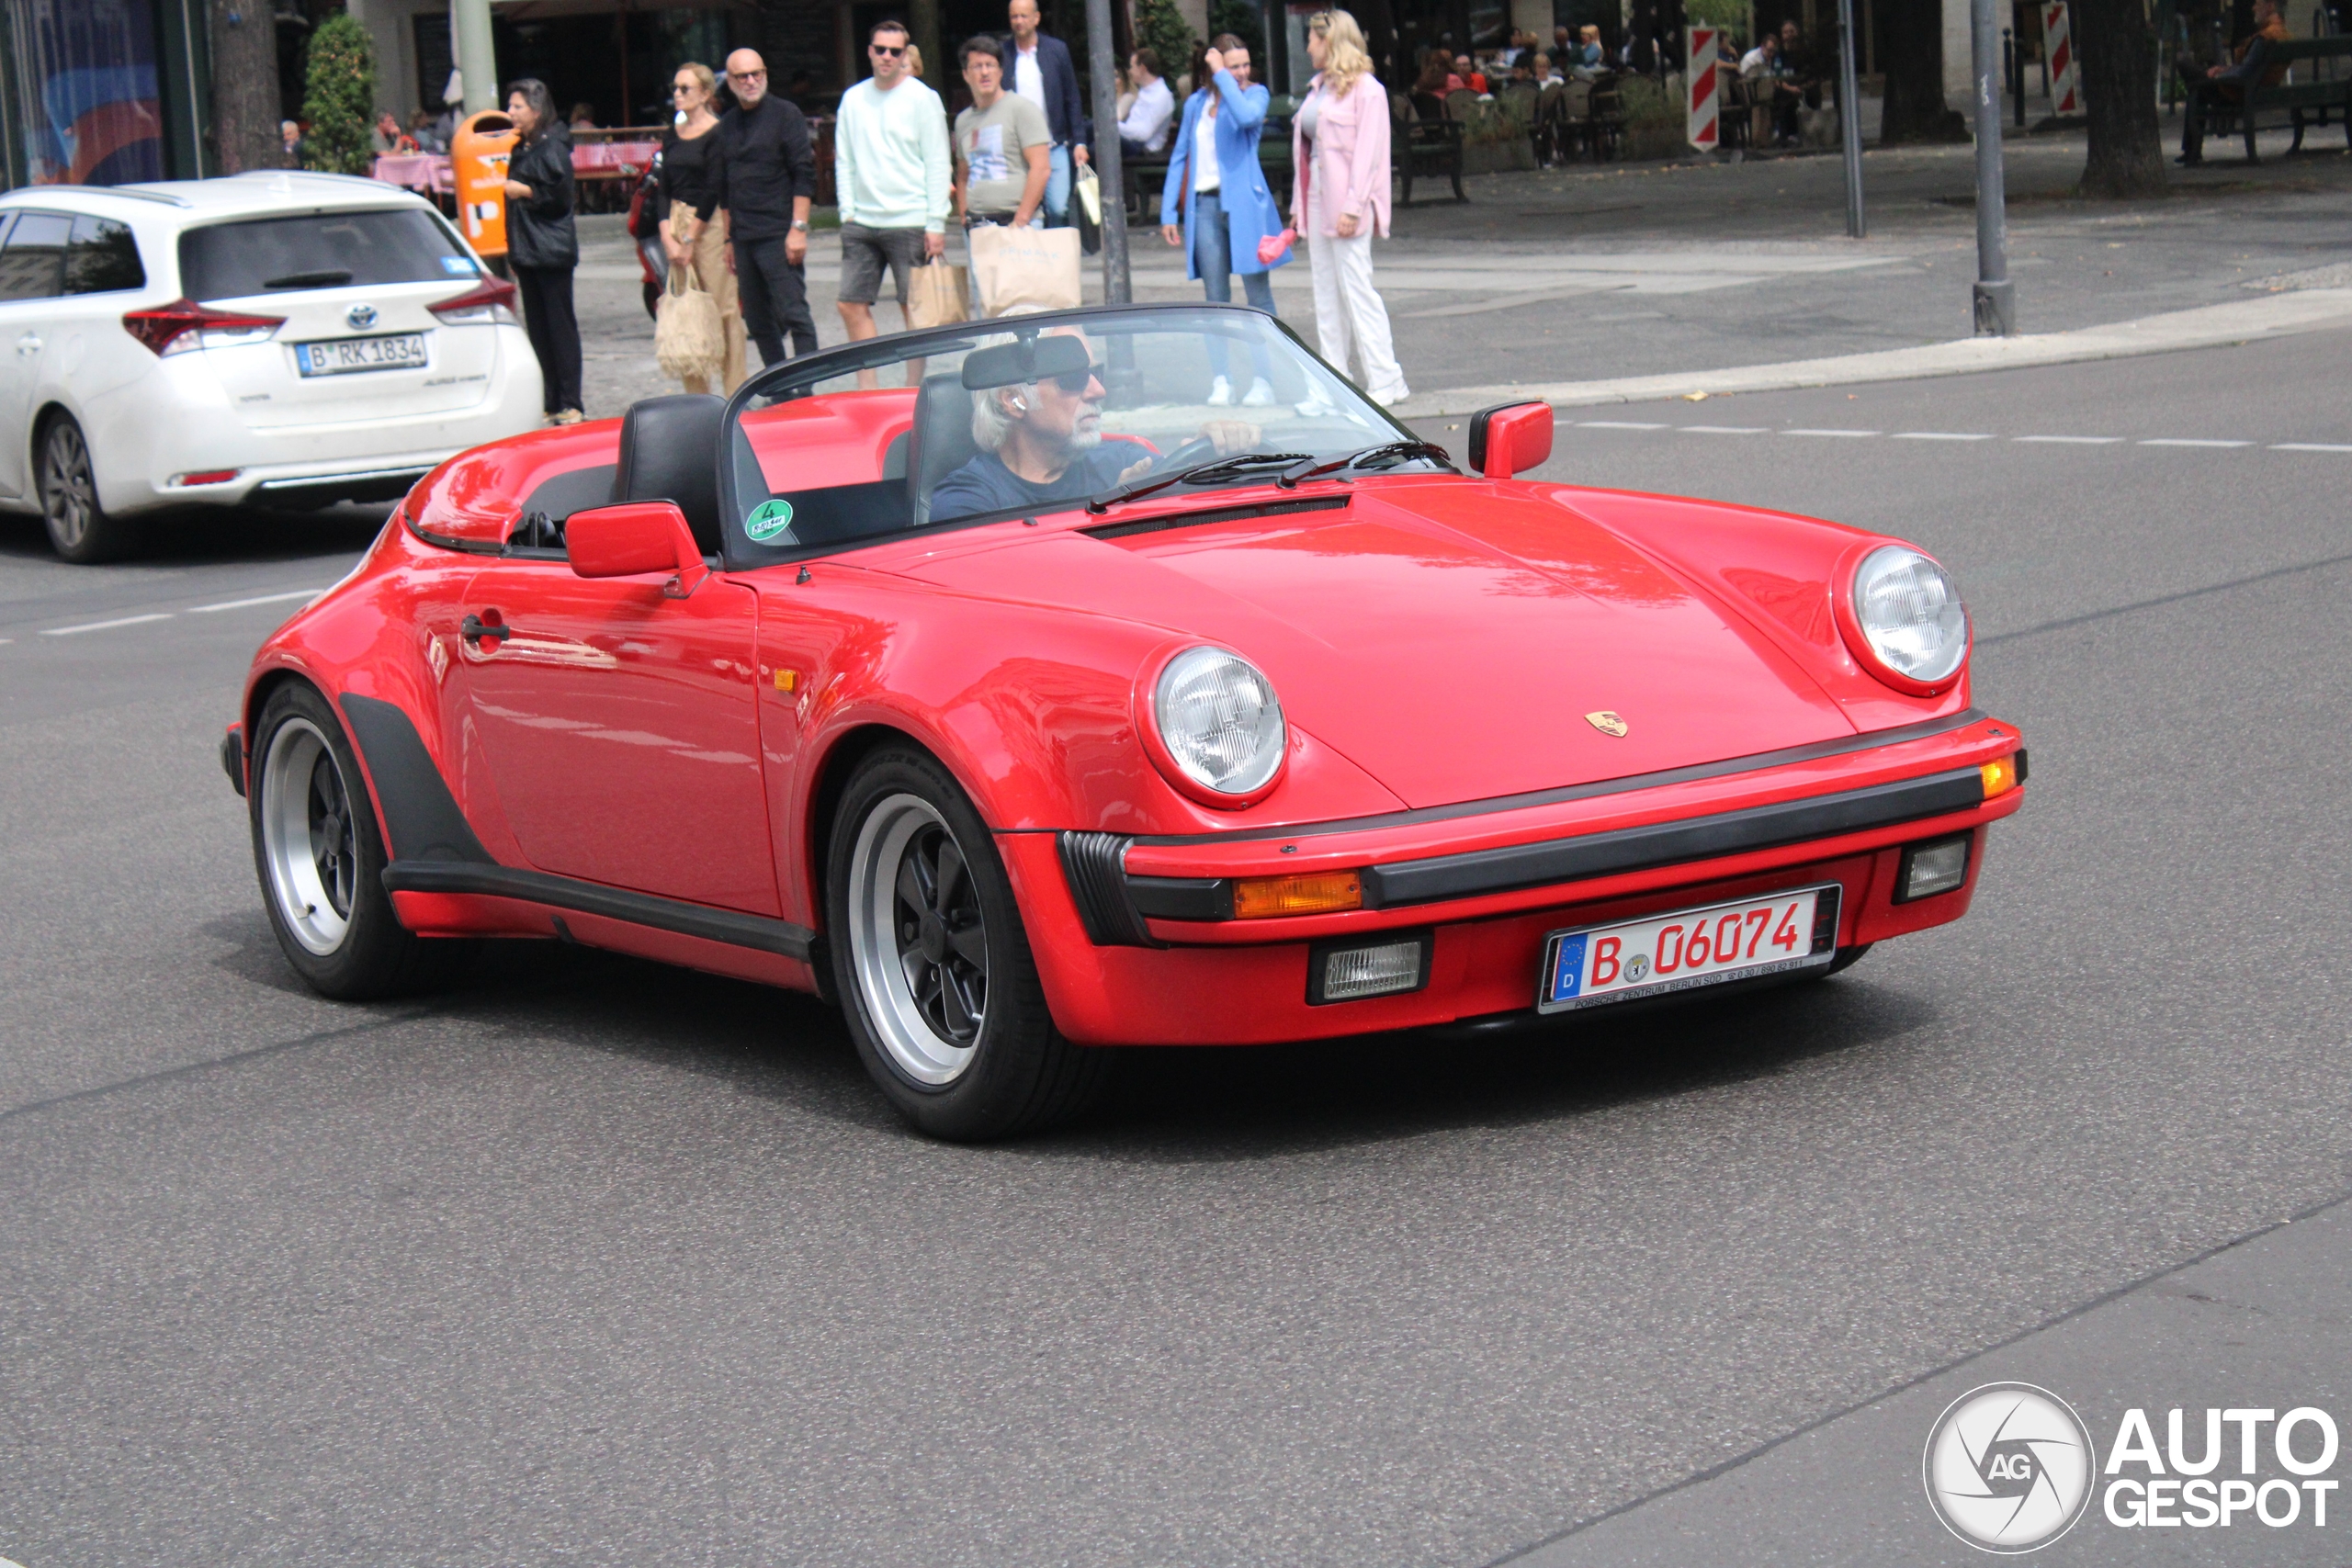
[745,498,795,541]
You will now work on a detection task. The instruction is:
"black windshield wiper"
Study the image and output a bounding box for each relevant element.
[1276,441,1457,489]
[263,268,355,289]
[1085,452,1312,514]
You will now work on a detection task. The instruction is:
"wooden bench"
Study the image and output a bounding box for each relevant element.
[2196,36,2352,162]
[1119,133,1297,223]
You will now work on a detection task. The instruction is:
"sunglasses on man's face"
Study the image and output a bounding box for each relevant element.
[870,42,906,56]
[729,69,765,82]
[1046,364,1105,395]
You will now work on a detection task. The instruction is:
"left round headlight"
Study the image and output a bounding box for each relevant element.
[1151,647,1287,799]
[1849,545,1969,687]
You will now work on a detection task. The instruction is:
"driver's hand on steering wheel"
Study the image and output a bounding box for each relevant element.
[1197,420,1261,456]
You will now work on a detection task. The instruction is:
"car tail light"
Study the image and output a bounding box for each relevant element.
[430,276,517,325]
[171,469,242,487]
[123,299,286,356]
[1232,870,1362,919]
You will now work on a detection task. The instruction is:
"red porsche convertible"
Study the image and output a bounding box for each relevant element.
[225,304,2024,1139]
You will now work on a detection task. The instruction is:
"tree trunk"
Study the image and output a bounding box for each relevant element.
[2074,0,2166,195]
[1873,0,1966,143]
[910,0,944,91]
[209,0,285,173]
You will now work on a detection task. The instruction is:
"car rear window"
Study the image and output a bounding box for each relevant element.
[177,209,478,301]
[66,216,144,294]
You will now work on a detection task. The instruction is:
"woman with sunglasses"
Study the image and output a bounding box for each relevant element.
[1159,33,1287,407]
[656,62,748,394]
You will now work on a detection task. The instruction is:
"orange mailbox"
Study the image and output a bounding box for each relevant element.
[451,110,518,256]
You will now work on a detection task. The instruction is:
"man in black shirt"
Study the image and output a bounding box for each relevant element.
[708,49,818,364]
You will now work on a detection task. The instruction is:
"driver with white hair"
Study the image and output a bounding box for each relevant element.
[931,333,1258,520]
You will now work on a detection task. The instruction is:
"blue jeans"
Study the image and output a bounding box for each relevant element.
[1191,189,1276,385]
[1046,144,1073,223]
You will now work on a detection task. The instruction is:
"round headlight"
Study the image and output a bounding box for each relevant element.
[1152,647,1286,797]
[1851,545,1968,686]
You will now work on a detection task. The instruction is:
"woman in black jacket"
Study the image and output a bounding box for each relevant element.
[502,78,583,424]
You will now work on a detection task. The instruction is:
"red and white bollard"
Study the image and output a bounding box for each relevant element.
[1687,27,1720,150]
[2042,1,2081,115]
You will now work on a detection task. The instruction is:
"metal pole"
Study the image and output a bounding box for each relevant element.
[454,0,498,115]
[1084,0,1132,303]
[1970,0,2015,333]
[1838,0,1865,237]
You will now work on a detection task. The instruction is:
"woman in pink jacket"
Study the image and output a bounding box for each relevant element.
[1289,10,1408,406]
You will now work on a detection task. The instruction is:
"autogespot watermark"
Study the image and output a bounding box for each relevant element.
[1924,1385,2344,1552]
[1923,1383,2097,1552]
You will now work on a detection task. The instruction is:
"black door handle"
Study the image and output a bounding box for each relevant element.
[460,614,509,643]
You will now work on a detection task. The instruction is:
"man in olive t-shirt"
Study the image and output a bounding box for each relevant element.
[954,38,1051,226]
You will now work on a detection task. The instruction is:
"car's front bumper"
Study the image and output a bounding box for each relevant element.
[1004,711,2025,1045]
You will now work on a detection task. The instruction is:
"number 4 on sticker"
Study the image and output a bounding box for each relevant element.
[1772,903,1803,952]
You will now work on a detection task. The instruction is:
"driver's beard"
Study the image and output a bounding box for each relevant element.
[1067,416,1103,452]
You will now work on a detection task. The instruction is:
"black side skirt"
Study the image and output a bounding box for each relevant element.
[380,861,814,961]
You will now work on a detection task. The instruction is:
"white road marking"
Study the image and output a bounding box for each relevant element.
[1679,424,1768,434]
[2271,442,2352,452]
[2014,434,2123,444]
[1578,421,1669,430]
[1892,432,1997,441]
[40,613,174,637]
[2140,438,2251,447]
[1782,428,1879,437]
[187,588,331,614]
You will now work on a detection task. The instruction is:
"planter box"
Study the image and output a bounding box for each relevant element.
[1462,138,1538,175]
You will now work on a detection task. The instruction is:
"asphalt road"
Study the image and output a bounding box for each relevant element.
[2,331,2348,1567]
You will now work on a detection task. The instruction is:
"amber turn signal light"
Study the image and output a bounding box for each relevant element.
[1981,754,2019,798]
[1232,871,1363,919]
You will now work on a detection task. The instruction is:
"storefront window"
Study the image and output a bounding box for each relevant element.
[3,0,165,186]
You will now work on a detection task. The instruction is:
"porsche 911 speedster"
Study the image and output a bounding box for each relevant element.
[225,304,2025,1139]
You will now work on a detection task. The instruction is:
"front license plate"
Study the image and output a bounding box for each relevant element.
[294,333,428,377]
[1537,884,1843,1013]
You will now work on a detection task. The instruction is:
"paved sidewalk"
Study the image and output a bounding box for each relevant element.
[570,127,2352,420]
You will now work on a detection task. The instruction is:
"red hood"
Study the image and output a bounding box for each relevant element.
[899,483,1857,810]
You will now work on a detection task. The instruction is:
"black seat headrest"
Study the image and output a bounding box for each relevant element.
[611,394,725,555]
[909,373,978,527]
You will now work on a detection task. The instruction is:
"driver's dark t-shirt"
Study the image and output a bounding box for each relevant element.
[930,446,1135,523]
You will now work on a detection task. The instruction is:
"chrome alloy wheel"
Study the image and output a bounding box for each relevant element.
[847,793,989,1086]
[40,420,96,553]
[259,717,359,955]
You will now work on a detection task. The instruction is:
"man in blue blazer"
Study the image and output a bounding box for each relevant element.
[1001,0,1091,224]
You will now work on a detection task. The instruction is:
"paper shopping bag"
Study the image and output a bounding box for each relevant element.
[967,224,1083,318]
[904,257,970,328]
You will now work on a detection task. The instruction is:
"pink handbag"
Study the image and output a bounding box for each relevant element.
[1256,228,1295,265]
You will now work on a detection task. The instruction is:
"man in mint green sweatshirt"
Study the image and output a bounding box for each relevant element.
[835,20,953,344]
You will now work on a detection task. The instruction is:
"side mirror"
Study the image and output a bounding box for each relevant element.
[1468,400,1555,479]
[564,501,708,598]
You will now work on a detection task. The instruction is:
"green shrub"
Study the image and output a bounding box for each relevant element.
[300,14,377,175]
[1134,0,1197,77]
[1209,0,1264,62]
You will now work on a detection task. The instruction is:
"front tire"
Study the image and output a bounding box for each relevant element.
[250,682,449,998]
[828,746,1110,1140]
[39,413,136,563]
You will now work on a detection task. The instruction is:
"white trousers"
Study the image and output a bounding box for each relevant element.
[1306,181,1408,402]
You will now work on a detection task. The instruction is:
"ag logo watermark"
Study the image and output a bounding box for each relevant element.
[1922,1382,2096,1553]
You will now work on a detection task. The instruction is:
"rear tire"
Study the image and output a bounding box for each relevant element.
[250,682,454,998]
[827,745,1112,1141]
[38,413,137,564]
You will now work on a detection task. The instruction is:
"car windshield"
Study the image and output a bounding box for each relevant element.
[721,306,1442,559]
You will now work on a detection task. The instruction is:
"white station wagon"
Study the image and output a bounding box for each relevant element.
[0,171,543,561]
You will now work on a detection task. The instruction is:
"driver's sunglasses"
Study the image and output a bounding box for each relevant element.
[729,68,766,81]
[1046,363,1105,394]
[869,42,906,56]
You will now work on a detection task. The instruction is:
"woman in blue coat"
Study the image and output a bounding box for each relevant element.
[1159,34,1287,405]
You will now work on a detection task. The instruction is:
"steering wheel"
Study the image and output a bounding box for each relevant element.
[1149,434,1221,474]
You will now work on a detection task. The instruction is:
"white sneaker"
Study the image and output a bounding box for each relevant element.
[1295,395,1339,418]
[1240,378,1276,407]
[1205,376,1234,407]
[1371,386,1410,408]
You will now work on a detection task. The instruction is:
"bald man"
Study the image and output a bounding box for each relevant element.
[706,48,818,362]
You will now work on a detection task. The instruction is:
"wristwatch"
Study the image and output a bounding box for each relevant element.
[790,219,809,231]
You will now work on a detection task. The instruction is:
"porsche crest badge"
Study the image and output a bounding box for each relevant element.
[1585,710,1630,738]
